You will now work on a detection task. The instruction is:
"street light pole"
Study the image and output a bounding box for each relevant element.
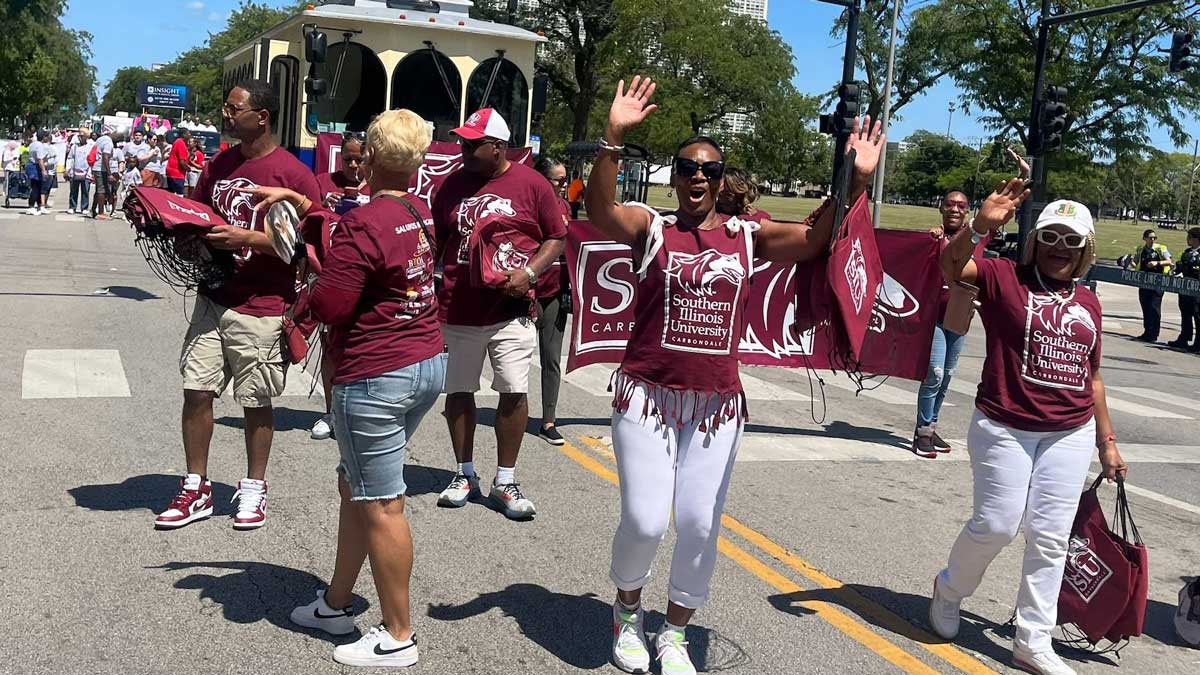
[1187,138,1198,226]
[819,0,861,198]
[946,102,956,138]
[871,0,902,228]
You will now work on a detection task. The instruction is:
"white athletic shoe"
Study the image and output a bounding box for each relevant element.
[1012,646,1076,675]
[489,480,536,519]
[311,414,333,440]
[333,624,419,668]
[290,589,355,635]
[39,207,50,215]
[655,629,697,675]
[437,472,480,507]
[929,574,961,640]
[611,603,650,673]
[24,207,38,215]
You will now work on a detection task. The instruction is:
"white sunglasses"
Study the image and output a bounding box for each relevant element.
[1036,229,1087,249]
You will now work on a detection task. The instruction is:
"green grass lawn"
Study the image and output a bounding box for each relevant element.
[641,185,1191,262]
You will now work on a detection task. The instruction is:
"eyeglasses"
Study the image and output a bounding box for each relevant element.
[674,157,725,180]
[943,200,969,211]
[462,138,499,152]
[222,103,264,115]
[1036,229,1087,249]
[342,155,363,165]
[549,176,569,185]
[343,131,366,142]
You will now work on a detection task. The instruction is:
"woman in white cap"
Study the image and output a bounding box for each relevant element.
[929,178,1128,675]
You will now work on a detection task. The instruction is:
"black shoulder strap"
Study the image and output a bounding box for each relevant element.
[378,193,436,253]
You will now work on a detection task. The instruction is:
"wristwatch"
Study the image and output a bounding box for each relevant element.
[524,265,539,284]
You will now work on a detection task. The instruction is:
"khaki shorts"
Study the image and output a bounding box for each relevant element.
[180,295,287,408]
[442,318,536,394]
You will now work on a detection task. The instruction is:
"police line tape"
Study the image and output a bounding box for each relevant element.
[1087,265,1200,297]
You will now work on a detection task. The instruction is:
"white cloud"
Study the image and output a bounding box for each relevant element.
[187,1,206,11]
[207,10,230,22]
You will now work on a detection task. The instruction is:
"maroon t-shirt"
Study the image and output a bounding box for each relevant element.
[432,161,568,325]
[973,258,1102,432]
[535,198,572,299]
[192,145,322,317]
[309,194,443,384]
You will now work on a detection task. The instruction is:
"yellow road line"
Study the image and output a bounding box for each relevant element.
[560,439,943,675]
[573,435,1001,675]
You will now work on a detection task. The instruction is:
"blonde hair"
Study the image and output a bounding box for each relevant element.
[1020,230,1096,279]
[722,167,759,215]
[364,109,432,177]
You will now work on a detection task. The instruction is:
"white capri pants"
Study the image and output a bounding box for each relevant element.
[937,411,1095,652]
[609,382,743,609]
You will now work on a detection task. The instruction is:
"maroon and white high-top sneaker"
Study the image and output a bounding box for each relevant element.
[231,478,268,530]
[154,474,214,529]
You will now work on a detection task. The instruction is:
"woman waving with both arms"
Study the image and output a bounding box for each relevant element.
[585,75,884,675]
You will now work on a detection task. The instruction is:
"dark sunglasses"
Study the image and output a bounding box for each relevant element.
[462,138,499,152]
[343,131,366,142]
[674,157,725,180]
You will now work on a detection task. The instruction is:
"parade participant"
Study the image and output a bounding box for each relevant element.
[65,129,93,215]
[715,167,770,222]
[911,188,973,458]
[185,137,205,199]
[1168,226,1200,351]
[531,155,571,445]
[567,170,585,219]
[431,108,567,519]
[165,127,194,195]
[317,132,371,215]
[90,130,114,220]
[1125,228,1172,343]
[124,129,149,168]
[247,109,442,668]
[153,79,322,531]
[25,130,52,215]
[140,133,165,188]
[310,132,371,442]
[586,76,883,675]
[930,186,1129,675]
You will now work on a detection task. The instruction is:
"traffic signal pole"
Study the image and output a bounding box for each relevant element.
[820,0,860,199]
[1018,0,1178,259]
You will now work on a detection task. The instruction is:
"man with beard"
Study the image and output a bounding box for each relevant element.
[154,79,321,532]
[431,108,567,520]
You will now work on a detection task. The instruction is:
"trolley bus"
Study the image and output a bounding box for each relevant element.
[222,0,546,170]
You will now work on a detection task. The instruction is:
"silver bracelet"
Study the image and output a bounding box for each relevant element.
[597,137,625,153]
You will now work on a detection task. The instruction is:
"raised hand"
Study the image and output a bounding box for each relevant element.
[975,177,1031,232]
[605,75,659,143]
[1006,146,1031,180]
[846,116,885,191]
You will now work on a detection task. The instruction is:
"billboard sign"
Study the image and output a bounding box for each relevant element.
[138,84,188,109]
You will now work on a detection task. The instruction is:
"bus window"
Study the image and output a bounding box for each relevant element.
[269,55,300,148]
[466,58,529,147]
[391,48,461,142]
[307,41,386,133]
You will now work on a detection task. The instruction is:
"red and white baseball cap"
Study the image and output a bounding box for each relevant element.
[452,108,511,142]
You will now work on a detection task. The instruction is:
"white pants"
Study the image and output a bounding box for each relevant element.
[608,383,742,609]
[938,411,1095,651]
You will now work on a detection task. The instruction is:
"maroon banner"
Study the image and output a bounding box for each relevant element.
[314,134,533,211]
[565,224,942,380]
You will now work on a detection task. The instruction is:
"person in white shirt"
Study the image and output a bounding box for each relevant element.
[90,131,115,220]
[2,140,19,197]
[65,129,94,214]
[25,131,54,215]
[116,154,142,211]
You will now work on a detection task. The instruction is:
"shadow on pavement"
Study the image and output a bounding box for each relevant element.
[69,474,235,513]
[427,584,751,671]
[746,420,908,446]
[402,464,457,498]
[0,285,161,301]
[216,407,323,432]
[148,560,368,644]
[769,584,1130,669]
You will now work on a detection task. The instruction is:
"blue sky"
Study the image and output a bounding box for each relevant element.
[65,0,1196,152]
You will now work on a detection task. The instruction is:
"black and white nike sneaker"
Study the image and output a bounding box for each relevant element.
[333,624,419,668]
[289,589,355,635]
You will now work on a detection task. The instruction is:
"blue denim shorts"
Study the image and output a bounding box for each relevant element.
[332,353,446,500]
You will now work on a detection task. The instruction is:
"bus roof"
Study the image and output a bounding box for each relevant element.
[224,0,546,62]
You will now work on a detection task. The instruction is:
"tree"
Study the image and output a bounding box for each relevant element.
[928,0,1200,157]
[890,130,974,203]
[604,0,796,159]
[472,0,619,142]
[734,89,829,191]
[0,0,96,128]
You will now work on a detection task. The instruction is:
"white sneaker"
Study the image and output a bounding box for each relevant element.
[311,414,333,440]
[929,574,961,640]
[1012,645,1076,675]
[489,480,536,519]
[231,478,268,530]
[39,207,50,215]
[437,472,480,508]
[611,603,650,673]
[290,589,355,635]
[333,624,419,668]
[66,208,76,214]
[24,207,38,215]
[655,629,697,675]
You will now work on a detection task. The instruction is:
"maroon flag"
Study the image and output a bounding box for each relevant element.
[826,194,884,361]
[315,134,533,210]
[565,223,942,381]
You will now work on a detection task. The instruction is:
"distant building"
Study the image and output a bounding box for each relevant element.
[720,0,769,138]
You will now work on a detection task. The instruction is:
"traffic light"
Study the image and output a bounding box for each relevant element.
[1170,31,1194,73]
[820,82,862,136]
[1039,85,1069,154]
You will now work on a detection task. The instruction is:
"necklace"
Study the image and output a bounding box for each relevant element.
[1034,267,1076,306]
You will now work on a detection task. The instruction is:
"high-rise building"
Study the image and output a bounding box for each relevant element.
[720,0,769,137]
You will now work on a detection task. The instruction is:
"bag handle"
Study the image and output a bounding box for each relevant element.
[379,193,437,259]
[1114,477,1143,545]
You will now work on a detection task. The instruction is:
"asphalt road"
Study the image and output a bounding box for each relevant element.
[0,208,1197,675]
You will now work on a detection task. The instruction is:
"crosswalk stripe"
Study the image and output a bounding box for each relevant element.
[1104,395,1192,420]
[740,371,812,401]
[1107,386,1199,411]
[0,212,19,220]
[562,364,614,395]
[823,373,932,406]
[21,349,131,399]
[54,214,83,222]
